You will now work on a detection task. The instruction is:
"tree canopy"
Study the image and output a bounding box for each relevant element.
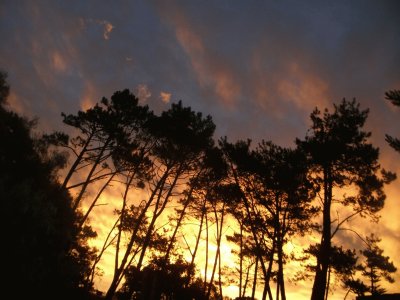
[0,71,397,300]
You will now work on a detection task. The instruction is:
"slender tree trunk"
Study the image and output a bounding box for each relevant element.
[104,169,170,300]
[88,216,120,283]
[230,166,271,295]
[277,237,286,300]
[203,209,209,296]
[79,172,116,229]
[73,137,111,210]
[239,222,243,299]
[251,256,258,300]
[274,193,286,300]
[164,183,195,262]
[109,171,136,297]
[62,132,93,189]
[265,240,274,300]
[242,261,251,298]
[325,265,331,300]
[207,203,225,300]
[186,198,206,287]
[137,169,181,272]
[218,236,223,299]
[311,167,332,300]
[262,283,268,300]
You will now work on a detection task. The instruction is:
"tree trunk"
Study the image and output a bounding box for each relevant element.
[311,167,332,300]
[203,209,209,296]
[239,222,243,299]
[206,202,225,300]
[251,256,258,300]
[88,216,119,283]
[186,197,206,287]
[104,169,170,300]
[242,260,251,298]
[62,132,94,189]
[230,166,271,294]
[164,183,195,262]
[73,137,111,211]
[277,237,286,300]
[137,169,181,273]
[79,172,116,229]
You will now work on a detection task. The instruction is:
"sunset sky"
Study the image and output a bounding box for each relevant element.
[1,1,399,299]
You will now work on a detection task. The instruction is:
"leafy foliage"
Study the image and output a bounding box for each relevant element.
[0,72,95,299]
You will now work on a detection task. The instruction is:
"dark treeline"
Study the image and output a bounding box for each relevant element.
[1,71,398,300]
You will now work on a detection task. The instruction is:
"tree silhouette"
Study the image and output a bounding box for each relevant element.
[59,89,152,215]
[351,234,396,296]
[221,139,317,300]
[385,89,400,152]
[105,101,216,300]
[118,256,217,300]
[0,72,95,299]
[297,99,395,300]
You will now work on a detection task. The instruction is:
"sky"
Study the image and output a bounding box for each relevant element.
[1,0,400,299]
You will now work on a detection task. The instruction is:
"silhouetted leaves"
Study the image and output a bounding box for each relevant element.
[0,73,95,299]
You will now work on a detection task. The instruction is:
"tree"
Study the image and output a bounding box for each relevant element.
[0,72,95,299]
[296,99,395,300]
[305,244,359,298]
[222,139,317,300]
[58,89,152,216]
[385,89,400,152]
[359,234,396,295]
[105,101,216,300]
[252,141,317,300]
[118,257,218,300]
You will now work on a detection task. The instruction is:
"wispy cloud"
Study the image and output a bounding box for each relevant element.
[278,62,329,111]
[80,81,97,111]
[99,20,114,40]
[135,83,151,103]
[157,3,240,108]
[51,51,68,72]
[160,91,171,103]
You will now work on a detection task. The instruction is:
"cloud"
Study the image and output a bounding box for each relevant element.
[156,2,240,108]
[160,91,171,103]
[100,20,114,40]
[80,81,97,111]
[135,83,151,103]
[7,91,26,115]
[51,51,68,72]
[277,62,330,111]
[83,18,115,40]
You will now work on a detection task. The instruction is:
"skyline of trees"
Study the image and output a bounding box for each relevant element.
[1,71,398,300]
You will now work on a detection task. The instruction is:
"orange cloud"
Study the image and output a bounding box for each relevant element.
[82,19,115,40]
[160,91,171,103]
[80,81,97,111]
[7,91,26,115]
[135,83,151,103]
[51,51,68,72]
[278,62,330,111]
[101,21,114,40]
[158,4,240,108]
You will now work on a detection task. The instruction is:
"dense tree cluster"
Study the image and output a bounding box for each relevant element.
[1,70,398,299]
[0,74,95,299]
